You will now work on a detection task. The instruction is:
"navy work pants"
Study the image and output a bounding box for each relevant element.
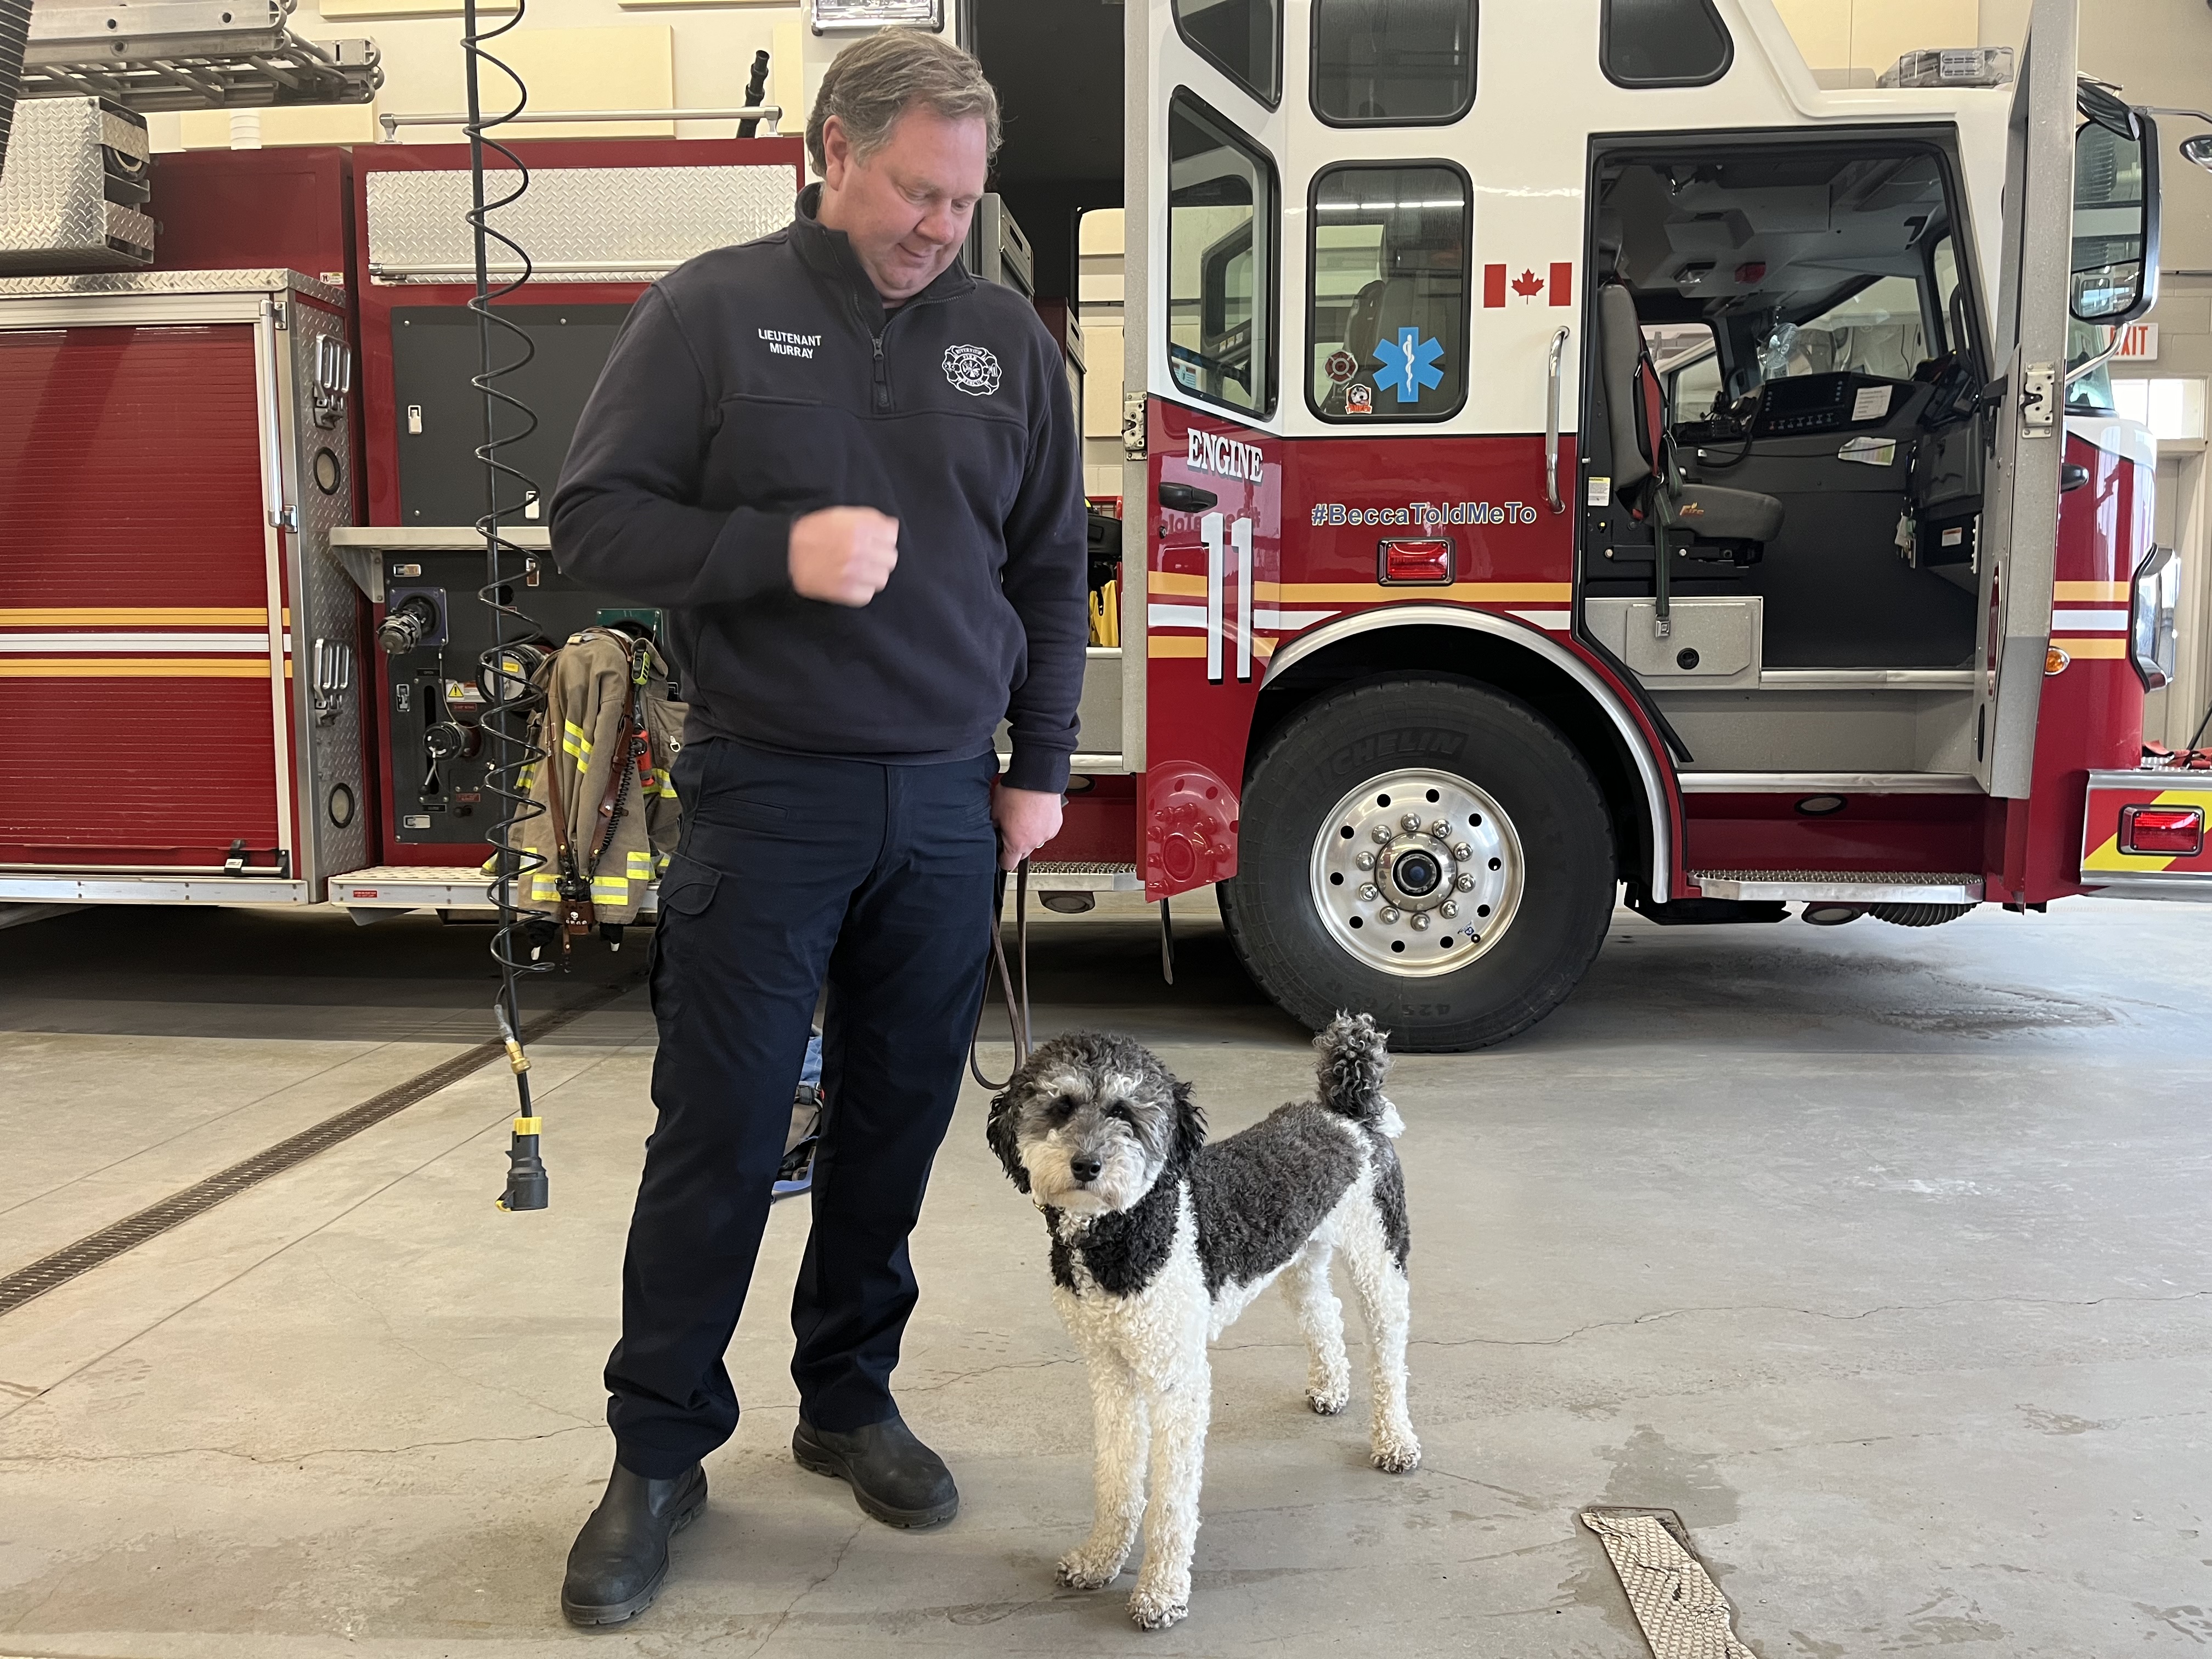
[605,737,998,1479]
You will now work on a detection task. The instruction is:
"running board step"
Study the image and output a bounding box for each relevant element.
[1690,870,1983,904]
[1025,862,1142,893]
[328,866,646,915]
[328,860,1148,915]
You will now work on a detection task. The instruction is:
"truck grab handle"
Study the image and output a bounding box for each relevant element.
[1545,326,1569,515]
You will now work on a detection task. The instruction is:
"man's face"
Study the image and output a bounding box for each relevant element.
[816,104,989,304]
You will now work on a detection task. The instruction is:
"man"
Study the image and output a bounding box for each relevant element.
[549,29,1086,1626]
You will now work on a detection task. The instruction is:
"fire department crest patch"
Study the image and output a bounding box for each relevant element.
[943,343,1002,396]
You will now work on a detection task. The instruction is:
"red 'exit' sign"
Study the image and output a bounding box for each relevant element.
[2116,322,2159,360]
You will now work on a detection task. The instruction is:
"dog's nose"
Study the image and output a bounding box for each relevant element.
[1070,1155,1102,1183]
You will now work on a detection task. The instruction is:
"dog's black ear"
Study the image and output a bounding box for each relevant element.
[985,1082,1031,1193]
[1167,1076,1207,1169]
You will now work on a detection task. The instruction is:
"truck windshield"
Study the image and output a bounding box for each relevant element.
[2066,318,2118,414]
[1755,275,1929,383]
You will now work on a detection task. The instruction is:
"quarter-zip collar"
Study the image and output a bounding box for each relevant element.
[787,183,975,325]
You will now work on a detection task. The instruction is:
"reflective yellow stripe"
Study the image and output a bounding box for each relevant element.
[627,849,654,878]
[591,876,628,901]
[563,719,593,772]
[0,606,268,625]
[528,874,561,900]
[0,658,270,678]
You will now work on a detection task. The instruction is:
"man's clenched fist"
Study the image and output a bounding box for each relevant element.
[789,506,899,606]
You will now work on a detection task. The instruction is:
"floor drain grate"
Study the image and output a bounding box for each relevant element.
[0,977,641,1321]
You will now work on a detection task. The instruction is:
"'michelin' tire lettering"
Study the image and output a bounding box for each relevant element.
[1220,676,1616,1054]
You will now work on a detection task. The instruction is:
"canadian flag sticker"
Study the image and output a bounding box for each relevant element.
[1482,263,1576,308]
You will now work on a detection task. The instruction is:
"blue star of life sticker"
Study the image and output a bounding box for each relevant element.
[1372,327,1446,404]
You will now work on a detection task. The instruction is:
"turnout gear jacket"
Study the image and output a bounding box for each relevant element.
[503,628,686,928]
[550,185,1090,794]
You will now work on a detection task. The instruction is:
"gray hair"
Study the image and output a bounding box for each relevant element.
[805,27,1002,176]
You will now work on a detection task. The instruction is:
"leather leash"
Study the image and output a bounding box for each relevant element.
[969,857,1031,1091]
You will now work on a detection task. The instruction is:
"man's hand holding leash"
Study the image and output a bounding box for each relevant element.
[992,784,1061,870]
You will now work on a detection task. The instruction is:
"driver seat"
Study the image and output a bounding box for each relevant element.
[1598,283,1782,552]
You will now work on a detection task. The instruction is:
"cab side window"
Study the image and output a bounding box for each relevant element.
[1168,92,1278,416]
[1601,0,1731,87]
[1173,0,1283,109]
[1307,163,1470,421]
[1312,0,1477,126]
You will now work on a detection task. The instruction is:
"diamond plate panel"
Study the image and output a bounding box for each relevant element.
[284,298,371,886]
[365,165,796,284]
[0,96,154,270]
[0,268,342,304]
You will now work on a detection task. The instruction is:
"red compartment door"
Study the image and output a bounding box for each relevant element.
[0,323,283,870]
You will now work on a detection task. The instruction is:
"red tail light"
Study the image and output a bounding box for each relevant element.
[1379,538,1454,584]
[2121,804,2205,856]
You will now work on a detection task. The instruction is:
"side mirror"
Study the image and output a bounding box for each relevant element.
[2183,133,2212,176]
[2072,92,2160,325]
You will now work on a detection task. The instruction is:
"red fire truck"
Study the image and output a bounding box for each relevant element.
[0,0,2203,1050]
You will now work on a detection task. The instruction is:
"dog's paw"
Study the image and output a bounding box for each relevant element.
[1056,1548,1126,1591]
[1127,1585,1189,1630]
[1306,1386,1348,1416]
[1370,1430,1422,1474]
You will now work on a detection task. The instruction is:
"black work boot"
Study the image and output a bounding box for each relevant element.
[792,1414,959,1528]
[561,1459,708,1627]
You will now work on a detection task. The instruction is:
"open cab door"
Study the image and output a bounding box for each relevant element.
[1129,0,1288,898]
[1976,0,2081,800]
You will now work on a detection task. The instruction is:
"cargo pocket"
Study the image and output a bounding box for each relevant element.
[648,854,721,1023]
[656,853,722,919]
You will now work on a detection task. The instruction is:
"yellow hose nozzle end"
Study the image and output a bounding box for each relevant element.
[512,1116,542,1137]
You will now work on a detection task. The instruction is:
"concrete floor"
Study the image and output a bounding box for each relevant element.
[2,891,2210,1657]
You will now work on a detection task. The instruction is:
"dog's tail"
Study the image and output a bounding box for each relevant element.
[1314,1012,1403,1138]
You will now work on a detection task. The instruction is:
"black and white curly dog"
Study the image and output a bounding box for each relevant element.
[986,1013,1416,1630]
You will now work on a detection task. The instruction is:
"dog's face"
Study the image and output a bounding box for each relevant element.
[987,1032,1203,1213]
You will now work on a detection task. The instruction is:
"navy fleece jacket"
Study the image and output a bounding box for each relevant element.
[550,185,1089,793]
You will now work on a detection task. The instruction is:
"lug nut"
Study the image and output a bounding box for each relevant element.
[1440,900,1458,918]
[1410,912,1431,932]
[1455,873,1476,891]
[1379,906,1401,924]
[1430,819,1451,838]
[1355,850,1375,870]
[1358,883,1379,901]
[1401,812,1423,832]
[1373,826,1392,844]
[1451,842,1474,861]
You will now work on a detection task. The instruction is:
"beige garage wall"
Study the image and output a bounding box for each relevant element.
[1774,0,1983,87]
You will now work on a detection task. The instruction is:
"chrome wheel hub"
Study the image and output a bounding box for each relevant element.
[1310,768,1524,977]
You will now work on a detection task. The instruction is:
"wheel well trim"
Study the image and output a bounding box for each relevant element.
[1260,606,1677,901]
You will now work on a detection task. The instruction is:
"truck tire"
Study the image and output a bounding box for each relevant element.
[1219,676,1615,1053]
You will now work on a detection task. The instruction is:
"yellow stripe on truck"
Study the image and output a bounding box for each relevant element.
[2082,786,2212,873]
